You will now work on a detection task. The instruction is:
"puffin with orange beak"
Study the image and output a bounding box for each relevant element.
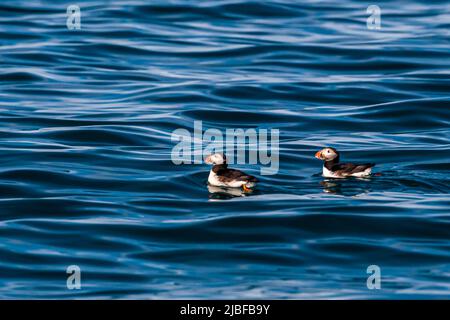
[315,147,375,178]
[205,153,258,192]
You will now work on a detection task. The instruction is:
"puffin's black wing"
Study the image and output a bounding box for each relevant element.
[332,163,375,175]
[217,168,258,183]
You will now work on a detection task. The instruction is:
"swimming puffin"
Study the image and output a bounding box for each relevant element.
[315,147,375,178]
[205,153,258,191]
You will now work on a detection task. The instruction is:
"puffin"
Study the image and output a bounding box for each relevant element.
[205,153,258,191]
[315,147,375,178]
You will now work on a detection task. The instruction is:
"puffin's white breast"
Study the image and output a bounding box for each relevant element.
[208,170,225,186]
[322,166,372,178]
[322,166,343,178]
[208,170,246,188]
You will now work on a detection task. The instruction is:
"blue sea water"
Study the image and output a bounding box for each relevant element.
[0,0,449,299]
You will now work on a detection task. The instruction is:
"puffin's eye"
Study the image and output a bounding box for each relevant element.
[327,150,330,153]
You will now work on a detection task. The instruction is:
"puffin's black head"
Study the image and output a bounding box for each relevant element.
[205,153,227,165]
[315,147,339,161]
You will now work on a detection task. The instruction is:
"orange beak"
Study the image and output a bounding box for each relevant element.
[315,150,323,160]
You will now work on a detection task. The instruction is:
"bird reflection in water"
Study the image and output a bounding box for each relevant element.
[320,178,372,197]
[207,185,255,200]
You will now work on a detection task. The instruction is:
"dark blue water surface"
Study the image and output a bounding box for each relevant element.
[1,0,449,299]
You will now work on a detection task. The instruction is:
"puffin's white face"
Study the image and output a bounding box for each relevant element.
[205,153,226,165]
[315,147,338,161]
